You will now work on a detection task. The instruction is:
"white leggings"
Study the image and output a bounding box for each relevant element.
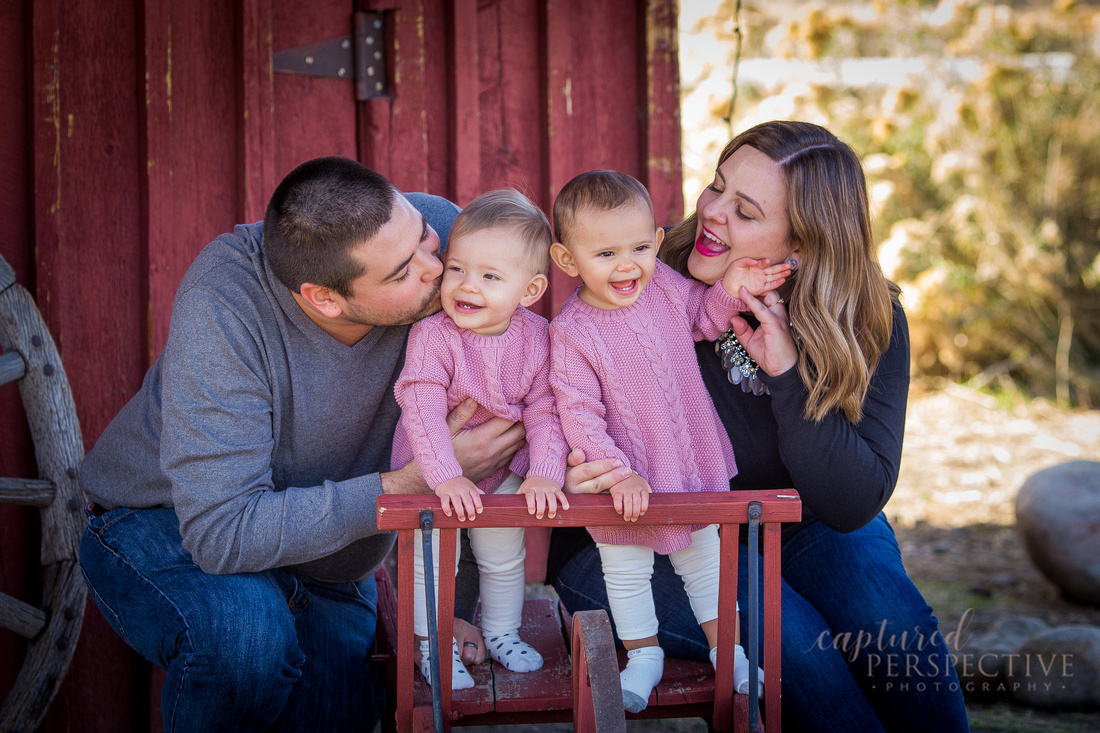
[413,472,526,637]
[596,524,721,642]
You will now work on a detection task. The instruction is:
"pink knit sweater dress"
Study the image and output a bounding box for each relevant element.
[549,261,743,554]
[392,307,567,492]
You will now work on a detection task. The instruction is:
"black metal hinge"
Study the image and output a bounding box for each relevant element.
[272,11,388,100]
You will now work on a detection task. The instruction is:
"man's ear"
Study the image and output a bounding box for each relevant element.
[653,226,665,254]
[550,242,577,277]
[297,282,343,318]
[520,273,549,307]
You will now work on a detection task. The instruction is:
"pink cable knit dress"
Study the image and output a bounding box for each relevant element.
[549,261,742,554]
[392,307,567,492]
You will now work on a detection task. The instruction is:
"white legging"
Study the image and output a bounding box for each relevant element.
[596,524,721,641]
[413,472,526,637]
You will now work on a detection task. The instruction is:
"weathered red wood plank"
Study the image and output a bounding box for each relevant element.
[449,0,480,206]
[476,0,545,200]
[490,598,572,714]
[237,0,278,226]
[378,491,803,531]
[359,0,434,194]
[29,2,148,731]
[145,0,240,359]
[571,609,626,732]
[395,528,417,733]
[642,0,684,228]
[544,0,644,316]
[0,0,37,707]
[713,522,740,730]
[764,521,782,731]
[271,0,359,181]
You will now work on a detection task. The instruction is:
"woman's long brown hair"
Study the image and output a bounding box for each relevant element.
[662,120,898,423]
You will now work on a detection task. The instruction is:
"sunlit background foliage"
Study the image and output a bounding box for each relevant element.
[680,0,1100,408]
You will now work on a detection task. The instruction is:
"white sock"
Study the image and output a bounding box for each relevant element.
[710,644,763,698]
[418,638,475,690]
[620,646,664,713]
[484,630,543,673]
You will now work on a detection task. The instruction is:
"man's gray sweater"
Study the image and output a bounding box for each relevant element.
[80,194,459,583]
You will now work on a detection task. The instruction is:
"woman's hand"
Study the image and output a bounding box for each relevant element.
[453,618,486,665]
[730,287,799,377]
[449,398,526,484]
[562,449,633,494]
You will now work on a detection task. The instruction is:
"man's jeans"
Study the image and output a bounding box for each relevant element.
[552,513,970,732]
[79,506,385,732]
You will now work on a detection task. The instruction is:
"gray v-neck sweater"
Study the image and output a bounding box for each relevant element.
[81,194,459,582]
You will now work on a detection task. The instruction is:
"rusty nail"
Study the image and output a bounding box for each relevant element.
[43,363,55,376]
[66,467,77,479]
[64,607,77,621]
[67,497,80,511]
[31,335,43,347]
[56,637,68,650]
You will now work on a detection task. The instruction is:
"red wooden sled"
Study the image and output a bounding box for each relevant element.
[376,490,801,732]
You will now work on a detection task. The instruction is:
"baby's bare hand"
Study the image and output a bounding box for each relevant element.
[434,476,484,522]
[609,473,650,522]
[723,257,792,298]
[520,476,570,519]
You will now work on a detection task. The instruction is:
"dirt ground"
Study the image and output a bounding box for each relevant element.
[889,380,1100,732]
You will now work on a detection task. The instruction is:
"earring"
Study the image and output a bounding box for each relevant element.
[786,259,798,271]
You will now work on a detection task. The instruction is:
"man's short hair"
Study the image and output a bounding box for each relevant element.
[552,170,654,246]
[449,189,552,275]
[264,156,396,297]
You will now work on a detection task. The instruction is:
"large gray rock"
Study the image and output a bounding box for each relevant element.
[1015,461,1100,605]
[956,614,1051,699]
[1006,625,1100,709]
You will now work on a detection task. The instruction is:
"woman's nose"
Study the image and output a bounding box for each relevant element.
[700,194,726,224]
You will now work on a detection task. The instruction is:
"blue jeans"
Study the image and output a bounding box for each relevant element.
[552,514,969,732]
[79,506,386,732]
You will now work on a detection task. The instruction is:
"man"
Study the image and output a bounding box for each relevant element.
[78,157,523,731]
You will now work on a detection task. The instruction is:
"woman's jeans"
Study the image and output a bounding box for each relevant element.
[79,506,386,733]
[552,513,970,732]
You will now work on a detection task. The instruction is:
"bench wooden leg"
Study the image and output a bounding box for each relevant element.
[571,610,626,733]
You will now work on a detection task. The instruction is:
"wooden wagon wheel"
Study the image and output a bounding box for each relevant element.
[0,254,87,733]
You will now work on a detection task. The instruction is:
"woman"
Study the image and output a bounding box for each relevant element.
[548,120,969,731]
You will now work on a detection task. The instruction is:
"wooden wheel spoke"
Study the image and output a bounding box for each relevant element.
[0,591,47,639]
[0,477,55,507]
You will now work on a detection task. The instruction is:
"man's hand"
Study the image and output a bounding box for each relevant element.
[609,473,651,522]
[434,476,484,521]
[520,476,570,519]
[448,398,526,484]
[721,257,791,299]
[562,449,632,494]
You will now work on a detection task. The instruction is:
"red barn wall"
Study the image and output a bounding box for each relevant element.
[1,0,683,729]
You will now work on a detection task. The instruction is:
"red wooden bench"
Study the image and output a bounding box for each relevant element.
[376,490,801,732]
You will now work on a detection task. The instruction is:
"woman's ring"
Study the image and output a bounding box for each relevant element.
[463,641,479,648]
